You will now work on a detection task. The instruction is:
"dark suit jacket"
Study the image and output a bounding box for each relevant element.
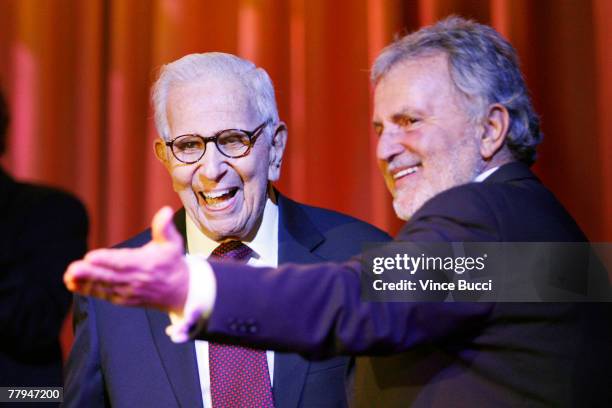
[0,168,88,387]
[63,193,390,407]
[201,163,612,407]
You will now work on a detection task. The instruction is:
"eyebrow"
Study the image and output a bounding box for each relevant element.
[391,106,422,119]
[372,105,425,127]
[371,110,411,126]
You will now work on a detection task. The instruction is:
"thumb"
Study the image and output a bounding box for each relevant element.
[152,206,182,245]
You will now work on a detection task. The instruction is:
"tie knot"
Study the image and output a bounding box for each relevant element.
[211,240,253,262]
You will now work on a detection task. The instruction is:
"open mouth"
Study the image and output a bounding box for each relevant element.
[198,187,239,210]
[392,164,421,180]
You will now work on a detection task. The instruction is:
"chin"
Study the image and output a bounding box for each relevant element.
[206,224,247,240]
[393,199,414,221]
[393,189,432,222]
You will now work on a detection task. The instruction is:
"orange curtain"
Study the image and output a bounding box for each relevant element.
[1,0,611,246]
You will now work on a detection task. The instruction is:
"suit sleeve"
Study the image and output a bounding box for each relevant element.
[63,295,107,407]
[200,187,499,359]
[0,191,88,354]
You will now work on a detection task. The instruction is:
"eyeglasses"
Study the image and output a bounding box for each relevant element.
[165,119,271,164]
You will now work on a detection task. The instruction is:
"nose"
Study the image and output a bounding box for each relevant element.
[376,128,405,163]
[197,143,228,181]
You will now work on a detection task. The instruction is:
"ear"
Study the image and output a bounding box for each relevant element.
[154,138,170,167]
[479,103,510,160]
[268,122,288,181]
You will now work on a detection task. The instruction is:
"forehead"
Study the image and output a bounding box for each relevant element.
[373,53,457,118]
[166,77,259,133]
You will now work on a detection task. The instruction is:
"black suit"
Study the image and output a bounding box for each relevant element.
[200,163,612,407]
[0,168,88,387]
[63,193,391,407]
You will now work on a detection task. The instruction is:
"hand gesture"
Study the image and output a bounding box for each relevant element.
[64,207,189,313]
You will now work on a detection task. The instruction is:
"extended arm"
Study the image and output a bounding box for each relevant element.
[202,259,493,359]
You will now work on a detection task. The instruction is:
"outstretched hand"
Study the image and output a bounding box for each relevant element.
[64,206,189,313]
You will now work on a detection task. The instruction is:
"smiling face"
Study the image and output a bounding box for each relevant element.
[155,78,285,241]
[373,53,485,221]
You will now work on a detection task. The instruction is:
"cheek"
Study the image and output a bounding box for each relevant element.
[418,131,447,157]
[420,131,460,169]
[169,168,194,192]
[241,154,271,197]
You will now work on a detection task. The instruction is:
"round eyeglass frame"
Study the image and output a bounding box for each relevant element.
[165,119,271,164]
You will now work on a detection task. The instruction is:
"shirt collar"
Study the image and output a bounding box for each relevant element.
[474,166,500,182]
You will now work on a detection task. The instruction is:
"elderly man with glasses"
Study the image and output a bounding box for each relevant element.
[63,53,390,408]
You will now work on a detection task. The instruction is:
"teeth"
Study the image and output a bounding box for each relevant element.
[393,166,420,180]
[199,188,238,209]
[202,189,232,199]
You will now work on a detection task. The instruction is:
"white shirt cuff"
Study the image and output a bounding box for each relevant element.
[165,254,216,343]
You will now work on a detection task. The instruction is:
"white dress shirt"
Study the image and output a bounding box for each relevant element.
[183,197,279,408]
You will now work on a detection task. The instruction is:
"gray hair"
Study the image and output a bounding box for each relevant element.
[152,52,279,140]
[371,16,542,165]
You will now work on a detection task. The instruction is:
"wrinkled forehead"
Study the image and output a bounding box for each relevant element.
[375,53,452,91]
[372,53,458,115]
[166,76,260,132]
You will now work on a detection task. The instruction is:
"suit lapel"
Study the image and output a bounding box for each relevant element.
[146,209,203,407]
[276,192,325,260]
[146,310,203,408]
[273,193,325,407]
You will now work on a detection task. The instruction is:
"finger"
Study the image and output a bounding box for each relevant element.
[78,279,111,300]
[85,247,140,269]
[151,206,182,246]
[66,259,130,286]
[64,260,83,291]
[92,282,131,305]
[64,260,98,291]
[80,281,121,303]
[66,276,103,298]
[82,280,151,308]
[71,275,133,304]
[65,260,135,306]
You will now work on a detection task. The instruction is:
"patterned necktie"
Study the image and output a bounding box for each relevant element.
[209,241,275,408]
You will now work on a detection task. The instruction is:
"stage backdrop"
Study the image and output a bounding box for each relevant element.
[0,0,611,355]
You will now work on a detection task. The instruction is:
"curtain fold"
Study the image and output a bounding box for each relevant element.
[1,0,609,246]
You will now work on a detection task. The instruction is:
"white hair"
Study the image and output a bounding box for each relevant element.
[152,52,279,140]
